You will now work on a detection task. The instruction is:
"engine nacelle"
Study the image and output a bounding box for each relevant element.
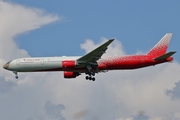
[64,71,79,78]
[62,60,76,69]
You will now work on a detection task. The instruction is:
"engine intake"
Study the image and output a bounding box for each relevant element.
[64,71,80,78]
[62,60,76,69]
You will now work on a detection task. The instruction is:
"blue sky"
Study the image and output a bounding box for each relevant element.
[12,0,179,61]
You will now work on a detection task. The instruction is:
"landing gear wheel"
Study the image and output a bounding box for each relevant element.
[13,71,18,79]
[85,70,96,81]
[85,76,89,80]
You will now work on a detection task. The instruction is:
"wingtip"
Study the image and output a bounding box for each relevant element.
[109,39,115,41]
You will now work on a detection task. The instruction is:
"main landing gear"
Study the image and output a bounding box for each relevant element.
[85,72,95,81]
[13,71,18,79]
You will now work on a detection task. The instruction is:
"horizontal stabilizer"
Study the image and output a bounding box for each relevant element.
[154,51,176,61]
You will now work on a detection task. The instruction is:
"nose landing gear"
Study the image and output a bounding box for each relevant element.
[13,71,18,79]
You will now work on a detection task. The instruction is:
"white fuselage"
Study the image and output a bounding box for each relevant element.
[6,56,81,72]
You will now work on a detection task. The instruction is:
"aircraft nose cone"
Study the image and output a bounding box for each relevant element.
[3,61,11,69]
[3,64,8,69]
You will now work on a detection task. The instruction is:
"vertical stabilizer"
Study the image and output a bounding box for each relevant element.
[147,33,172,57]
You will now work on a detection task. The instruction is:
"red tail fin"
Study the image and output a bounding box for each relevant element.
[147,33,172,57]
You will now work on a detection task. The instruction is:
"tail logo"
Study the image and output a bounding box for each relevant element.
[147,33,172,57]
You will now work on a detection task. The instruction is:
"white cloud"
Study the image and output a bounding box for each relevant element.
[0,1,60,120]
[44,101,66,120]
[166,80,180,100]
[0,1,180,120]
[80,37,125,57]
[0,0,59,60]
[76,38,180,120]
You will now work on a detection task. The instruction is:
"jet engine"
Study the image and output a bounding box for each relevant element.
[64,71,80,78]
[62,60,76,68]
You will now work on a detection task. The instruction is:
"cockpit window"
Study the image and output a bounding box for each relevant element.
[7,60,12,64]
[3,60,12,69]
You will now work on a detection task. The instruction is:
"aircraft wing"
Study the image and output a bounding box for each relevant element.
[77,39,114,67]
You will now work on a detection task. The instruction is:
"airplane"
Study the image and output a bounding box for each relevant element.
[3,33,176,81]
